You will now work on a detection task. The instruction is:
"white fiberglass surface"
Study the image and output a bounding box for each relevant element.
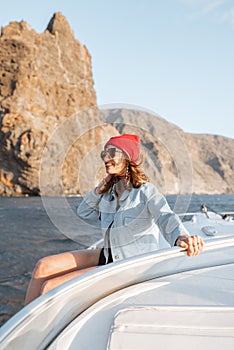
[183,211,234,238]
[48,262,234,350]
[107,306,234,350]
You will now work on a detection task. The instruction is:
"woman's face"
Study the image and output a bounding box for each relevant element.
[100,145,128,175]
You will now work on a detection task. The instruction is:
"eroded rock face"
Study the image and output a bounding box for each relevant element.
[0,13,115,196]
[183,133,234,194]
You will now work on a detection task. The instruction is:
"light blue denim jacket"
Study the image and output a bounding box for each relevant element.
[77,182,189,262]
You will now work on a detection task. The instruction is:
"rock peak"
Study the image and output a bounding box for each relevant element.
[46,12,74,37]
[0,13,117,196]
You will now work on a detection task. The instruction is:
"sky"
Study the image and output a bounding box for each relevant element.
[1,0,234,139]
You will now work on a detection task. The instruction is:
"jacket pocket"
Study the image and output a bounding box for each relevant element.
[123,215,151,233]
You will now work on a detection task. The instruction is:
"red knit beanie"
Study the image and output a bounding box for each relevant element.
[105,134,140,165]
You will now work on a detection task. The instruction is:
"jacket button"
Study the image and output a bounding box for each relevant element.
[115,255,120,260]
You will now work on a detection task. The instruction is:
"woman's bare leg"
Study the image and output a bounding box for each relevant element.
[25,248,101,305]
[40,266,96,295]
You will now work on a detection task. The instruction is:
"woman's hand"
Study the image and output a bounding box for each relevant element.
[175,234,204,256]
[95,174,113,195]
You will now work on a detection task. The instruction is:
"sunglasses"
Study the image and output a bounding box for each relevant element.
[100,148,123,160]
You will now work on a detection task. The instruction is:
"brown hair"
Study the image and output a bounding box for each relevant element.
[98,159,149,195]
[129,162,149,188]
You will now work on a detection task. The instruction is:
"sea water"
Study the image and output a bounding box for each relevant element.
[166,193,234,215]
[0,193,234,216]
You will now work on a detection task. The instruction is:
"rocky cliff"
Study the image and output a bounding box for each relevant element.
[0,14,233,195]
[0,13,116,196]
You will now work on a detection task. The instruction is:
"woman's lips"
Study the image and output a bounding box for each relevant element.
[105,162,115,167]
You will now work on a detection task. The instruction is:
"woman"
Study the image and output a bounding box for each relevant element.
[25,134,203,304]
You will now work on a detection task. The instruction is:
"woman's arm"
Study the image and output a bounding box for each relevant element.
[146,183,203,255]
[77,175,112,221]
[77,189,102,222]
